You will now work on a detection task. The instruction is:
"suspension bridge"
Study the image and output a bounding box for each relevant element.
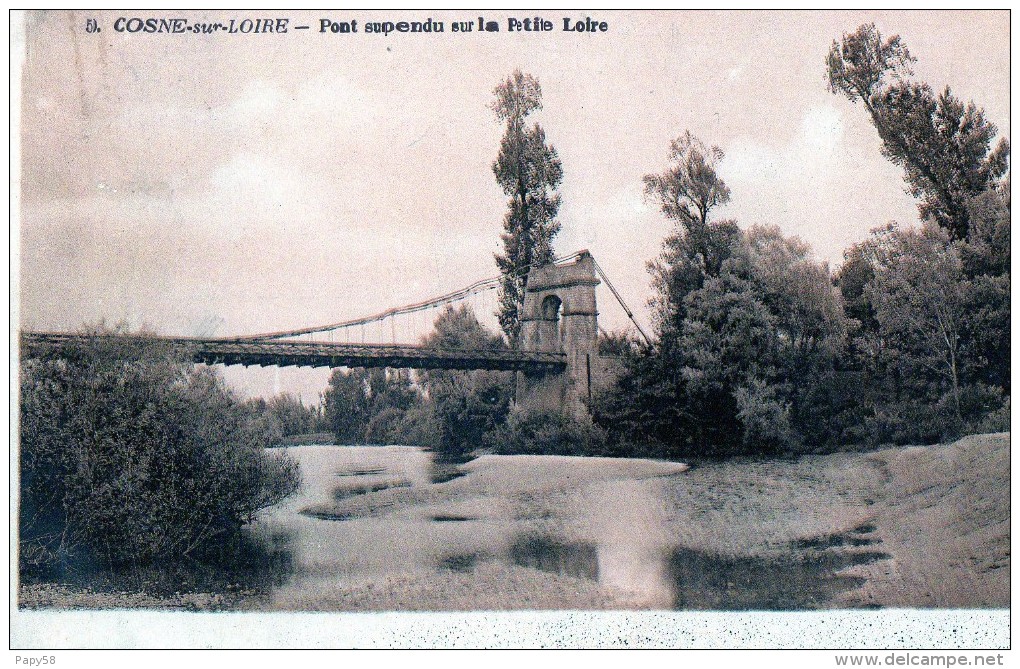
[20,251,647,412]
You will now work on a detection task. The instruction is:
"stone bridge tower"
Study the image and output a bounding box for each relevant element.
[516,251,602,416]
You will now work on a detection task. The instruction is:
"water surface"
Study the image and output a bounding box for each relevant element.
[235,445,883,610]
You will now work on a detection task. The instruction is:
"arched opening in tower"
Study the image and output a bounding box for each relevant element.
[541,294,563,351]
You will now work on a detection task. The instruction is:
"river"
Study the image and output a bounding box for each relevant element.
[242,445,690,610]
[21,444,896,611]
[230,445,885,611]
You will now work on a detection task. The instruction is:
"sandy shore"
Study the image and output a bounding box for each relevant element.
[636,432,1009,609]
[20,433,1009,611]
[844,433,1009,608]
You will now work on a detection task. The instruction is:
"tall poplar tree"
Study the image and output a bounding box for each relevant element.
[826,23,1010,240]
[491,70,564,345]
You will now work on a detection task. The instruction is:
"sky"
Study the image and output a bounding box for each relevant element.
[14,10,1010,401]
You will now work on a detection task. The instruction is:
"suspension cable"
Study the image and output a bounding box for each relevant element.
[230,250,587,342]
[590,257,653,346]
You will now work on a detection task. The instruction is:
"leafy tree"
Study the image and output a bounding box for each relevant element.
[679,226,847,452]
[491,70,564,344]
[322,368,372,444]
[592,131,740,454]
[831,240,897,444]
[364,407,407,445]
[319,307,512,451]
[826,23,1010,239]
[595,221,847,455]
[862,217,1010,436]
[366,368,418,416]
[959,189,1010,391]
[596,330,638,356]
[961,186,1010,278]
[252,392,325,438]
[739,227,847,365]
[482,406,607,457]
[734,378,798,453]
[421,304,506,352]
[643,131,739,344]
[589,345,692,457]
[834,209,1009,445]
[322,367,424,445]
[826,25,1009,442]
[643,131,732,232]
[834,244,878,334]
[866,223,967,428]
[678,268,774,450]
[420,305,512,458]
[363,369,423,445]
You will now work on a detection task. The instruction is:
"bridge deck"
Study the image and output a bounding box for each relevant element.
[20,332,567,373]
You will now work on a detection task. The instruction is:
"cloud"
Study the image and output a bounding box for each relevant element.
[722,103,845,189]
[799,105,844,153]
[209,152,303,210]
[224,75,381,135]
[225,79,287,127]
[718,103,915,264]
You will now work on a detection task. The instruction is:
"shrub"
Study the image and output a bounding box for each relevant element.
[734,378,799,453]
[364,406,405,444]
[247,392,326,439]
[18,332,301,572]
[483,407,607,456]
[393,403,443,450]
[962,386,1010,435]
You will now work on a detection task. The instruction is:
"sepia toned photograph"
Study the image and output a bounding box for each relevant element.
[11,9,1010,650]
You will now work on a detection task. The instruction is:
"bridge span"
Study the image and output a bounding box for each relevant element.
[20,332,567,374]
[21,252,642,414]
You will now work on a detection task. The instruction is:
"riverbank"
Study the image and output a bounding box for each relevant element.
[19,433,1009,611]
[843,432,1009,607]
[640,431,1009,609]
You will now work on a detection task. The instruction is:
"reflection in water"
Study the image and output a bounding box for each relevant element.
[439,553,482,573]
[795,523,880,549]
[440,536,601,582]
[585,479,675,607]
[426,453,468,484]
[508,536,600,581]
[24,446,896,611]
[430,514,476,522]
[192,528,297,595]
[24,528,297,608]
[299,509,362,521]
[429,467,467,484]
[332,480,410,502]
[667,546,889,610]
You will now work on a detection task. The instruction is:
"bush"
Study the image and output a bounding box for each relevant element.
[483,407,608,456]
[18,332,301,572]
[246,393,326,439]
[962,386,1010,435]
[393,403,443,450]
[734,379,799,453]
[364,406,406,444]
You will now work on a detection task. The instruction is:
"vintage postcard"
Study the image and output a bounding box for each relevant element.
[10,9,1010,653]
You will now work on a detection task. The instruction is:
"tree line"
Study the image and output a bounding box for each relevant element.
[317,305,515,459]
[316,25,1009,459]
[593,24,1009,456]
